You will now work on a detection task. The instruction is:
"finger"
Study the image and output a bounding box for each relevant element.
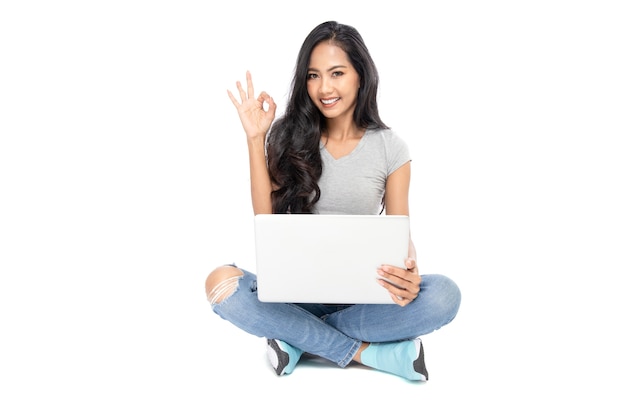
[257,91,270,106]
[379,264,410,281]
[377,275,407,293]
[227,89,240,108]
[376,268,402,288]
[236,80,247,102]
[378,267,419,296]
[391,291,404,305]
[391,286,416,305]
[257,91,277,114]
[246,70,255,101]
[378,279,411,305]
[265,95,277,118]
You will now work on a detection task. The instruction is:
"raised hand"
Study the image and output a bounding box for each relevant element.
[227,71,277,140]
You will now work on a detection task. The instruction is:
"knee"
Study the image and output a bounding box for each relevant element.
[425,274,462,324]
[448,277,461,310]
[205,265,244,305]
[440,275,461,322]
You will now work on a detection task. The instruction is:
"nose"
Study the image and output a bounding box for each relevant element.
[320,76,333,95]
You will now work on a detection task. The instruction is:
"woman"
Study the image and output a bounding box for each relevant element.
[206,21,461,381]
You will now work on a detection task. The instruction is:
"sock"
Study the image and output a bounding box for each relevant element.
[266,339,303,376]
[360,338,429,381]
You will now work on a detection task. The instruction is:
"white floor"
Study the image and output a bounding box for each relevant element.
[1,235,624,416]
[5,272,622,416]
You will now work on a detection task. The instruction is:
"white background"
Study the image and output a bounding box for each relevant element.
[1,1,625,415]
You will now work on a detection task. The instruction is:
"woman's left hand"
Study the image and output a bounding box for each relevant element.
[376,258,421,306]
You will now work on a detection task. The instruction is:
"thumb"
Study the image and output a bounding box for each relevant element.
[405,257,417,270]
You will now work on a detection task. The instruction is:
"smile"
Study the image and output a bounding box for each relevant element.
[321,98,340,105]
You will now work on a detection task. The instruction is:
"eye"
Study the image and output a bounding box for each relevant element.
[307,73,319,79]
[332,71,344,77]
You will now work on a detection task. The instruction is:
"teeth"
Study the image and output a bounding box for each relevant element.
[321,98,339,105]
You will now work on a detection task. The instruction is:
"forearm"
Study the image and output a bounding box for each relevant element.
[247,136,273,215]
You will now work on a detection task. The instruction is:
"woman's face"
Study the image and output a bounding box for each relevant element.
[306,41,360,122]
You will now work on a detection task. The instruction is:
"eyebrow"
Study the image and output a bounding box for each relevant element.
[307,65,348,72]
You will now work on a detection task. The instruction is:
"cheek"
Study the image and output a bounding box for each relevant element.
[348,82,360,102]
[307,86,320,107]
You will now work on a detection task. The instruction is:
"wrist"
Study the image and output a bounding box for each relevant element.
[247,135,267,149]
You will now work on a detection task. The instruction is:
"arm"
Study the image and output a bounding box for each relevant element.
[383,160,411,214]
[227,71,275,215]
[383,161,415,257]
[377,161,422,306]
[247,136,273,215]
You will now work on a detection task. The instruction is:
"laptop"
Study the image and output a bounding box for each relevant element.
[254,214,410,304]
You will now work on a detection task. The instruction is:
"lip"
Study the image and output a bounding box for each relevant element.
[321,97,340,107]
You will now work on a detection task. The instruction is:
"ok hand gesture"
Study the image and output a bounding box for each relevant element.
[227,71,277,140]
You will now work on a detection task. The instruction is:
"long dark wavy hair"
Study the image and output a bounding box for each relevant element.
[266,21,389,214]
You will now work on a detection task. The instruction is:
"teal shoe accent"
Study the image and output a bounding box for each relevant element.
[360,338,428,381]
[266,339,303,376]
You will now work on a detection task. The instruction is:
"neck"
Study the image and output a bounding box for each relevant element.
[325,120,364,142]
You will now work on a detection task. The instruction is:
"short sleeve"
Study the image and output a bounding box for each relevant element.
[385,130,412,176]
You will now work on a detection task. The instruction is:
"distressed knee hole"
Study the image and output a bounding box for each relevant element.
[206,266,243,306]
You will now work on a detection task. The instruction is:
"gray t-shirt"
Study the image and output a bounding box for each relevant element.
[314,128,411,215]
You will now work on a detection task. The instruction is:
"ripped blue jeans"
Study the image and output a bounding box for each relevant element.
[209,267,461,367]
